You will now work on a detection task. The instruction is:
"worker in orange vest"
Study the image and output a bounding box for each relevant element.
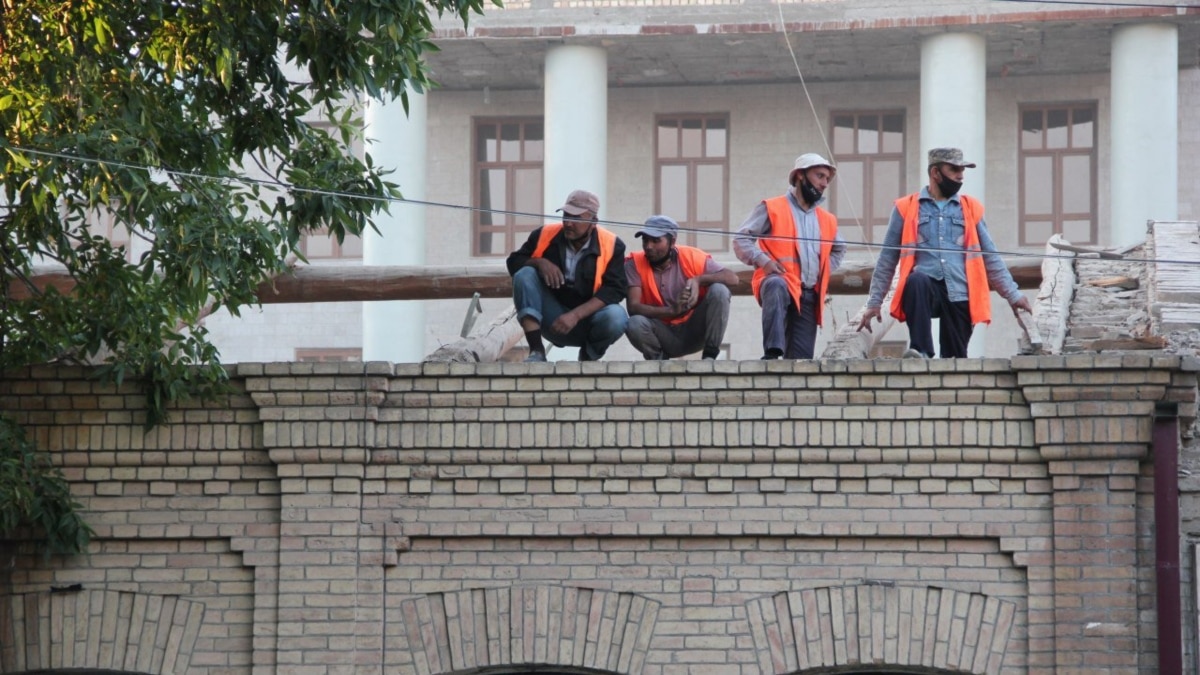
[507,189,629,362]
[624,215,739,360]
[734,153,846,359]
[856,148,1032,358]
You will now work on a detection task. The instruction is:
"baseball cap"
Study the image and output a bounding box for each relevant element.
[927,147,977,168]
[635,215,679,239]
[789,153,836,186]
[558,189,600,216]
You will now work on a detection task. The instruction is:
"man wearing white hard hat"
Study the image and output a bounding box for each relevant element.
[733,153,846,359]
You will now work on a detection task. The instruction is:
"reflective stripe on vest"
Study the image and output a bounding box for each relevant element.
[889,193,991,325]
[532,224,617,294]
[629,245,711,326]
[750,196,838,326]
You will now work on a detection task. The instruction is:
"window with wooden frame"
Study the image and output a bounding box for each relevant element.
[655,114,729,252]
[473,118,544,257]
[1019,103,1098,246]
[827,111,906,248]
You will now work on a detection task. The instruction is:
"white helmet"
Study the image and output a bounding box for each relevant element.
[789,153,836,186]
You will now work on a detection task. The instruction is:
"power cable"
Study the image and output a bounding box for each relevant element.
[773,0,875,262]
[995,0,1200,8]
[6,143,1200,267]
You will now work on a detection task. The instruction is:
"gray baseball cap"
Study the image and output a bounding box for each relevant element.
[635,215,679,239]
[558,189,600,216]
[927,147,977,168]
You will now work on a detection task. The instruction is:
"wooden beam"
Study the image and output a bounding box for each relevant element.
[14,259,1043,303]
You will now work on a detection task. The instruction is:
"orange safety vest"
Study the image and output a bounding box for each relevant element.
[889,193,991,325]
[750,196,838,326]
[532,224,617,294]
[629,245,712,326]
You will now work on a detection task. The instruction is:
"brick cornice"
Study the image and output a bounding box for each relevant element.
[1011,354,1183,463]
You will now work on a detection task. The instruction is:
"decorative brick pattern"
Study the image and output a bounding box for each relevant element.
[399,586,659,674]
[746,584,1015,675]
[0,589,204,673]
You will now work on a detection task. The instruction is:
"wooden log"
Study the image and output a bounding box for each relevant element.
[1088,276,1139,290]
[13,259,1044,303]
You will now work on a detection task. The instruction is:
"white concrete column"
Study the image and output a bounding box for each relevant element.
[920,32,988,357]
[1111,23,1178,247]
[920,32,987,204]
[362,88,427,363]
[544,45,608,215]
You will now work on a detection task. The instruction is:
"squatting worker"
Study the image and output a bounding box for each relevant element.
[733,153,846,359]
[624,215,739,360]
[507,189,629,362]
[856,147,1031,358]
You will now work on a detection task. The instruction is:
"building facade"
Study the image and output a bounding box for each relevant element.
[201,1,1199,364]
[2,354,1197,674]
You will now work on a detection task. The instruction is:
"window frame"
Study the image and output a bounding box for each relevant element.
[652,113,731,252]
[1017,101,1099,247]
[470,117,545,258]
[825,110,907,249]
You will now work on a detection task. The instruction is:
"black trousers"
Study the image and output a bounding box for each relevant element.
[901,271,973,358]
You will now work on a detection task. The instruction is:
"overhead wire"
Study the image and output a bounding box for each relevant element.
[773,0,875,262]
[6,143,1200,267]
[995,0,1200,8]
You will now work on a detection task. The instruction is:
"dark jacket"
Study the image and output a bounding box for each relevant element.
[506,225,628,309]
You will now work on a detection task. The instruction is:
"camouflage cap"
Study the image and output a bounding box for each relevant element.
[927,147,977,169]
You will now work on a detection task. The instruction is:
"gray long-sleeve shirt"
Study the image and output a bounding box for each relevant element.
[733,191,846,288]
[866,187,1022,308]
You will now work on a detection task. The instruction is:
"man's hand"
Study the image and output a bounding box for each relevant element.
[761,259,786,276]
[550,311,580,335]
[682,277,702,310]
[856,306,882,333]
[1010,296,1033,314]
[531,258,565,289]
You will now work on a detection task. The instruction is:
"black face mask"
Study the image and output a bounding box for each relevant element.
[798,177,824,205]
[935,169,962,198]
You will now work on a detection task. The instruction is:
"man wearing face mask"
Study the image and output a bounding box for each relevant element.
[856,147,1031,358]
[507,189,629,362]
[734,153,846,359]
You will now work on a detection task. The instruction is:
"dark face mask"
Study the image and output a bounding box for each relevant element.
[935,168,962,198]
[798,177,824,205]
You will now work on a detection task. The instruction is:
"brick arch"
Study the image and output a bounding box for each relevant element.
[399,585,660,675]
[0,589,205,674]
[746,583,1017,675]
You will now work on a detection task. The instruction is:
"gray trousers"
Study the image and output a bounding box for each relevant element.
[625,283,731,359]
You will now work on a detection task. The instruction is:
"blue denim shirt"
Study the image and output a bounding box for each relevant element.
[867,187,1021,308]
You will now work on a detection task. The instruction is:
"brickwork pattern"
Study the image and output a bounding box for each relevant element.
[746,584,1016,675]
[0,355,1194,674]
[399,586,659,674]
[0,589,204,673]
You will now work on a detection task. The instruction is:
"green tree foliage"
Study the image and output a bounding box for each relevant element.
[0,415,93,556]
[0,0,492,555]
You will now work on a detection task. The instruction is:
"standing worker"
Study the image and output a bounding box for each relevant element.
[734,153,846,359]
[856,148,1031,358]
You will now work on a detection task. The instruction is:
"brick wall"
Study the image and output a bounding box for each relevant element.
[1,356,1196,674]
